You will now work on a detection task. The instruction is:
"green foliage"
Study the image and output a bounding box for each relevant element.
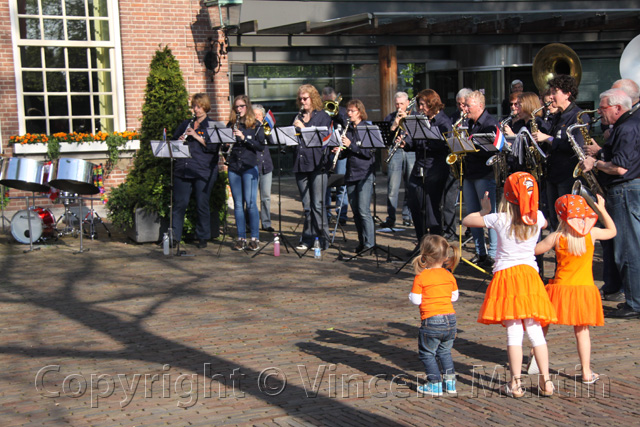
[107,46,190,230]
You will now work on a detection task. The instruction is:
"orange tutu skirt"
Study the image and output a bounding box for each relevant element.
[478,264,558,325]
[546,282,604,326]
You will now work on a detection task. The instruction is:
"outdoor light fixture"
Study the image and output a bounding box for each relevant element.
[204,0,242,74]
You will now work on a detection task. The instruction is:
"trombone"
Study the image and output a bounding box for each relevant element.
[323,94,342,117]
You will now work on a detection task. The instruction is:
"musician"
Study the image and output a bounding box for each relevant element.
[582,89,640,318]
[462,90,499,265]
[336,99,376,252]
[227,95,265,251]
[403,89,452,241]
[505,92,545,136]
[500,79,524,116]
[541,89,559,134]
[381,91,416,229]
[252,105,275,233]
[322,86,349,226]
[172,93,219,249]
[533,75,586,231]
[449,88,472,126]
[292,84,332,251]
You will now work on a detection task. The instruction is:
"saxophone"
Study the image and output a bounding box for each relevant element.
[446,113,468,180]
[526,101,550,179]
[572,109,599,179]
[567,121,605,196]
[385,97,416,163]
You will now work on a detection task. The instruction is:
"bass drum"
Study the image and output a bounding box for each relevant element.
[10,208,56,244]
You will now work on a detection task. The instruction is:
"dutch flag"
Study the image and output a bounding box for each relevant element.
[265,110,276,129]
[493,126,506,151]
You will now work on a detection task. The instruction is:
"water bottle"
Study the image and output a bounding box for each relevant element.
[313,237,322,259]
[162,232,170,255]
[273,235,280,257]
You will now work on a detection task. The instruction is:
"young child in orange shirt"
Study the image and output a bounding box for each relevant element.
[535,193,616,385]
[409,235,461,396]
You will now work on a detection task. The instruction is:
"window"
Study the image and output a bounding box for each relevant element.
[12,0,123,134]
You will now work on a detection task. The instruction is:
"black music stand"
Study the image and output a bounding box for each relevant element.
[151,139,192,256]
[342,125,403,266]
[252,126,300,258]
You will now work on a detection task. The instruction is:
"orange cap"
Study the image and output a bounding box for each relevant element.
[504,172,539,225]
[555,194,598,236]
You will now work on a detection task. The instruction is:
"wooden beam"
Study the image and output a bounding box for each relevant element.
[257,21,310,35]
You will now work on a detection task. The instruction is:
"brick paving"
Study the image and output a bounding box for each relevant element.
[0,175,639,426]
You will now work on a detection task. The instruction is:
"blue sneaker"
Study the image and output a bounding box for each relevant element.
[443,379,457,395]
[417,382,443,396]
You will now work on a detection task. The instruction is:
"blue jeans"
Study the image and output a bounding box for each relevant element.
[545,178,574,231]
[296,171,330,248]
[386,149,415,225]
[607,179,640,311]
[418,313,457,383]
[228,167,260,240]
[463,177,497,258]
[258,171,272,229]
[347,172,375,248]
[326,158,349,221]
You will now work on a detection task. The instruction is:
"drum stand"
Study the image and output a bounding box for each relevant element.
[1,185,9,234]
[22,194,40,253]
[74,196,89,254]
[82,196,111,239]
[55,196,80,237]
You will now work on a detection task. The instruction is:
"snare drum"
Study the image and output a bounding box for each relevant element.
[10,207,56,244]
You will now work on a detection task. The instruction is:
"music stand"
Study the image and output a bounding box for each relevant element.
[252,126,300,258]
[151,139,192,256]
[342,125,403,266]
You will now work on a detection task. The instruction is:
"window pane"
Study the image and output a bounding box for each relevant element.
[88,0,108,17]
[89,19,110,41]
[48,95,69,116]
[19,0,40,15]
[96,117,113,132]
[72,118,92,132]
[42,0,63,16]
[70,72,89,92]
[67,47,88,68]
[44,46,65,68]
[71,95,91,114]
[43,18,64,40]
[93,95,112,114]
[19,18,41,40]
[21,46,42,68]
[26,120,47,134]
[50,118,70,133]
[23,71,44,92]
[24,95,46,116]
[67,19,87,40]
[65,0,86,16]
[46,71,67,92]
[92,71,111,92]
[90,47,110,68]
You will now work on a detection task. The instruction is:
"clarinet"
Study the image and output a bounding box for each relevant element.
[181,115,196,140]
[331,120,351,171]
[223,121,239,166]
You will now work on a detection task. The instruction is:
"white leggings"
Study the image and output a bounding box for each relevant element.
[504,318,546,347]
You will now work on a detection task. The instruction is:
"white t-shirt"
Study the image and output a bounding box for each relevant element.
[483,211,546,273]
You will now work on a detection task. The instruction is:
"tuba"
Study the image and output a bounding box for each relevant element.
[532,43,582,92]
[323,95,342,117]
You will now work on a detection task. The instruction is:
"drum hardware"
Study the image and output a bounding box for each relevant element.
[55,195,81,238]
[81,196,111,240]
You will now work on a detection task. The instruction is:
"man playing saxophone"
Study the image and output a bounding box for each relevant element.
[581,89,640,318]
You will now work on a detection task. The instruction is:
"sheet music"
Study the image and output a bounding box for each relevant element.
[150,140,192,158]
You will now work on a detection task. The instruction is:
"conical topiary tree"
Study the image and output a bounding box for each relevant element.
[107,45,191,230]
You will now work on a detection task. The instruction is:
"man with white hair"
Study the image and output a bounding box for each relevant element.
[582,89,640,318]
[612,78,640,113]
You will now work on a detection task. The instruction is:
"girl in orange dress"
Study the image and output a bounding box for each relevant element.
[463,172,557,398]
[535,193,616,384]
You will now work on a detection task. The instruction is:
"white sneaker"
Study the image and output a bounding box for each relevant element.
[296,243,309,250]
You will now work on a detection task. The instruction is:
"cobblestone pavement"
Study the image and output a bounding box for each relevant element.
[0,176,638,426]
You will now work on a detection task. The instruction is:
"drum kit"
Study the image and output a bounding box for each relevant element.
[0,156,107,253]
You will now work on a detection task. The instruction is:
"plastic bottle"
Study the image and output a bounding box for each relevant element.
[273,235,280,257]
[162,232,170,255]
[313,237,322,259]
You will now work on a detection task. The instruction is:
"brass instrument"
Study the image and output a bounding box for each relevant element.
[532,43,582,92]
[262,119,273,136]
[529,101,551,135]
[446,153,461,180]
[499,113,515,133]
[572,180,603,219]
[572,110,599,179]
[567,121,605,196]
[385,97,416,163]
[323,95,342,117]
[446,113,469,180]
[524,101,551,179]
[332,119,351,171]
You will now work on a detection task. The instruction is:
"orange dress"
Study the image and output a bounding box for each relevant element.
[545,234,604,326]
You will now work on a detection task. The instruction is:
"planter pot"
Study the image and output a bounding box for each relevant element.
[13,140,140,156]
[127,207,168,243]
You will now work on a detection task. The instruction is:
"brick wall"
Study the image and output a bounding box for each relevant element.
[0,1,230,213]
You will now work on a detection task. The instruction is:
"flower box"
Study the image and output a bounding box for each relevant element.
[13,140,140,155]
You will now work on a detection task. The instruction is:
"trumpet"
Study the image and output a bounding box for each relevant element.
[331,119,351,171]
[323,94,342,117]
[567,121,605,196]
[385,97,416,163]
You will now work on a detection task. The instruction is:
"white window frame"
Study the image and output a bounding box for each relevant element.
[9,0,125,135]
